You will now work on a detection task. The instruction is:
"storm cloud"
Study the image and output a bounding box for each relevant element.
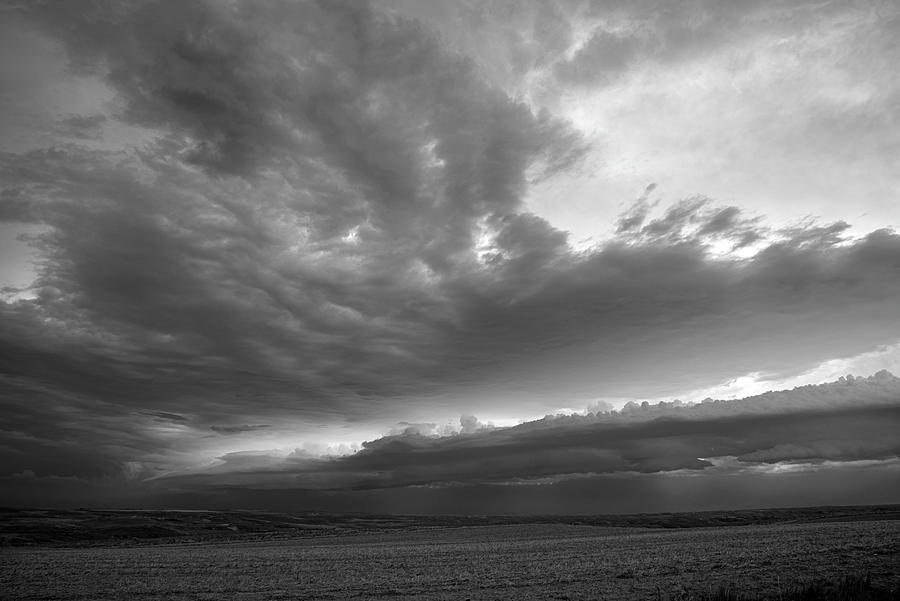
[153,372,900,492]
[1,0,899,511]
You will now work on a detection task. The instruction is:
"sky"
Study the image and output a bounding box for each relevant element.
[1,0,899,514]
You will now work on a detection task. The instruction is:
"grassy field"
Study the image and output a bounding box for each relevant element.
[688,575,900,601]
[2,518,898,600]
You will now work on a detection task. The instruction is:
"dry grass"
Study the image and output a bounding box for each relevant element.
[3,520,899,600]
[669,574,900,601]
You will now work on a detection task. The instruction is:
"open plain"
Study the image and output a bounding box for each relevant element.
[2,509,899,600]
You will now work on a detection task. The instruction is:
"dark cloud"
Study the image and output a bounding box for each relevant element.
[0,0,899,510]
[0,0,585,416]
[129,460,900,515]
[24,0,586,183]
[615,201,652,234]
[144,411,189,423]
[430,221,900,402]
[155,372,900,495]
[618,196,766,246]
[210,424,271,435]
[3,145,900,485]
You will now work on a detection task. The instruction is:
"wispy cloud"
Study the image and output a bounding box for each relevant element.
[210,424,271,435]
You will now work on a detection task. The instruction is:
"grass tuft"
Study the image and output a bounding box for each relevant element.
[663,574,900,601]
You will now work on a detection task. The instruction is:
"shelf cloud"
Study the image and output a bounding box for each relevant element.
[155,371,900,491]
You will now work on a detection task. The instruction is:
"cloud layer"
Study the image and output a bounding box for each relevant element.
[7,372,898,513]
[1,0,899,511]
[156,371,900,491]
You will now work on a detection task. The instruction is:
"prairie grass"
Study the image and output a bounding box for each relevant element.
[4,521,899,600]
[669,574,900,601]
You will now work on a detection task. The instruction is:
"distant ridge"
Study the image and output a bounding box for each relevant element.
[3,504,898,548]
